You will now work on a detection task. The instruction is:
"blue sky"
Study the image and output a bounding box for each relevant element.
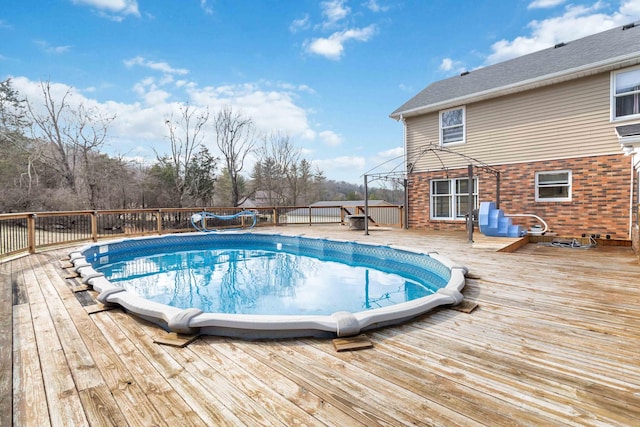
[2,0,640,184]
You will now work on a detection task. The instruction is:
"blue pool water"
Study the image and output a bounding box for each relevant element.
[96,248,442,316]
[88,233,449,317]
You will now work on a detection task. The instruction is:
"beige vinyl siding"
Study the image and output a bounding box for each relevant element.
[406,72,620,171]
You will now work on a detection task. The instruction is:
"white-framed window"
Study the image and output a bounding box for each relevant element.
[439,107,465,145]
[612,67,640,120]
[535,170,572,202]
[431,177,477,219]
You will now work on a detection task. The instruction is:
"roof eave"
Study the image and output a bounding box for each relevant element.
[619,136,640,146]
[390,53,640,120]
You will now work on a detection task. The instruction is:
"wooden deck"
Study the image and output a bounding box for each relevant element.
[2,226,640,426]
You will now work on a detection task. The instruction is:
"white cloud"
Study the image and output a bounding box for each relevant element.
[34,40,72,54]
[72,0,140,20]
[366,147,405,174]
[124,56,189,75]
[200,0,214,15]
[620,0,640,15]
[486,2,640,64]
[11,76,171,148]
[528,0,566,9]
[290,14,311,33]
[10,75,375,184]
[10,75,334,166]
[296,1,385,60]
[319,130,342,146]
[438,57,467,76]
[313,156,366,177]
[364,0,391,13]
[439,58,454,71]
[132,77,172,106]
[187,82,316,140]
[377,147,404,158]
[321,0,350,27]
[305,25,377,60]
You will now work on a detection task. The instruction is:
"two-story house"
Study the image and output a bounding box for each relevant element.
[390,22,640,249]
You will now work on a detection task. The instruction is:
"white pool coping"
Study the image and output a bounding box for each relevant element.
[70,232,467,339]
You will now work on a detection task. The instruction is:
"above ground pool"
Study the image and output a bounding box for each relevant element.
[69,232,467,339]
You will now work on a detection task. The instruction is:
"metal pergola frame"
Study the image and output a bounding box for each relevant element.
[362,144,501,242]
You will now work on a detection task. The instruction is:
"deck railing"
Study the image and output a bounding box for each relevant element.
[0,204,404,258]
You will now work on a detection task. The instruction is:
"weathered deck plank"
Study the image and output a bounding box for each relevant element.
[12,303,51,427]
[197,337,362,426]
[238,340,411,426]
[29,255,129,427]
[0,260,13,427]
[291,339,516,426]
[105,308,270,426]
[19,256,89,427]
[36,253,169,427]
[5,227,640,426]
[91,311,210,427]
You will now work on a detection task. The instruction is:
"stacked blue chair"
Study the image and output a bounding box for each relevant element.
[478,202,526,237]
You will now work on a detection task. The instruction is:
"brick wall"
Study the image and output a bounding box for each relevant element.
[407,154,635,239]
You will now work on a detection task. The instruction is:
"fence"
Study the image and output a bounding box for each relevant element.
[0,204,404,258]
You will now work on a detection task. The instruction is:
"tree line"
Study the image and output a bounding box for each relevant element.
[0,78,403,213]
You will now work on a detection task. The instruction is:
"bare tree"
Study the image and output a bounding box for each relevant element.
[27,81,114,207]
[252,132,324,206]
[213,106,257,207]
[75,105,115,208]
[28,81,78,192]
[162,103,209,207]
[252,132,299,205]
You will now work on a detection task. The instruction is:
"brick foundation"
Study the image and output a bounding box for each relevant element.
[407,154,635,239]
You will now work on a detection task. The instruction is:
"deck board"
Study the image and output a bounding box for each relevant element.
[12,303,51,427]
[5,226,640,426]
[19,256,89,427]
[91,312,209,427]
[35,254,168,427]
[197,337,359,426]
[0,261,13,427]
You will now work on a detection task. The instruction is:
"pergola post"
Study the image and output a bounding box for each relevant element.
[364,174,369,236]
[467,164,474,243]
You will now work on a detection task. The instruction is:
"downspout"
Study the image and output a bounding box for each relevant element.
[630,155,636,240]
[401,114,409,229]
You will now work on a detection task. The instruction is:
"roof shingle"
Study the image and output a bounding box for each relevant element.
[391,22,640,118]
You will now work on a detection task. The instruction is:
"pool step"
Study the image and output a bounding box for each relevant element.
[478,202,525,238]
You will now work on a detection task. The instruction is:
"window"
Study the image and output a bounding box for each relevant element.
[612,67,640,119]
[439,107,465,145]
[535,170,571,202]
[431,177,477,219]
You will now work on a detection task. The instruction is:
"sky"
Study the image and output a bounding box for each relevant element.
[2,0,640,185]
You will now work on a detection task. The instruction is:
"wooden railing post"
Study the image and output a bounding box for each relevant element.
[157,209,163,234]
[27,214,36,254]
[273,208,278,226]
[91,211,98,242]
